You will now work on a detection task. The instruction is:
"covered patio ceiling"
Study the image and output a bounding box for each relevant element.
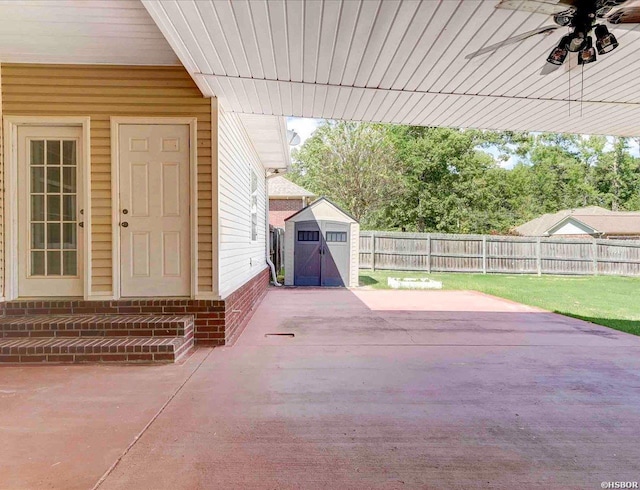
[142,0,640,136]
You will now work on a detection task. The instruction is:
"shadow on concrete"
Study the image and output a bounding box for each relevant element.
[557,312,640,336]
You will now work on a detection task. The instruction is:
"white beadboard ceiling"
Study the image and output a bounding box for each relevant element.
[142,0,640,136]
[0,0,179,65]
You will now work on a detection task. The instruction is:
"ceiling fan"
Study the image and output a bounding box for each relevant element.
[465,0,640,69]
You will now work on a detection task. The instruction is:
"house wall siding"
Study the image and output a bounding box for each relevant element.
[0,64,213,297]
[549,220,596,237]
[269,198,304,228]
[217,104,268,299]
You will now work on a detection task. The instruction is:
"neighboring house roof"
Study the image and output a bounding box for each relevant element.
[285,197,358,223]
[268,176,315,198]
[515,206,640,236]
[570,215,640,236]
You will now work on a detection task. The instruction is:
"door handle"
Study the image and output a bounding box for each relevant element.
[121,222,129,228]
[122,209,129,215]
[78,222,84,228]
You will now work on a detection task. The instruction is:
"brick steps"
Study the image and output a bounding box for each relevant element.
[0,314,195,364]
[0,314,193,339]
[0,336,193,364]
[0,298,226,345]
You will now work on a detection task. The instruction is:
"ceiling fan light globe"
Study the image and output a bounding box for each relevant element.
[578,37,597,65]
[594,25,618,55]
[568,36,586,52]
[546,46,568,65]
[596,35,618,54]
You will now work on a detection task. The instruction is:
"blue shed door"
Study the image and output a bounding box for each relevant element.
[321,222,350,287]
[294,220,350,287]
[294,221,321,286]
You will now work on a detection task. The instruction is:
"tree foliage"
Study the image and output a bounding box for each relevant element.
[289,121,640,233]
[289,121,402,225]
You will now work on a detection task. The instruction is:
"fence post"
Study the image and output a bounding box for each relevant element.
[371,232,376,272]
[482,236,487,274]
[592,239,598,276]
[536,237,542,276]
[427,235,432,274]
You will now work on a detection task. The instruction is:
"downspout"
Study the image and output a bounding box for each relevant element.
[265,127,298,286]
[265,172,282,286]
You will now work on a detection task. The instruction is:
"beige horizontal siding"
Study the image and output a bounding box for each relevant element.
[1,64,213,296]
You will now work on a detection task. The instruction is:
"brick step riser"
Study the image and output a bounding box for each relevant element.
[174,343,195,363]
[0,324,194,339]
[0,352,179,364]
[0,341,191,364]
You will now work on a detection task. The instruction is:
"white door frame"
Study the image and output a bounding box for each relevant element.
[110,117,198,300]
[3,116,91,301]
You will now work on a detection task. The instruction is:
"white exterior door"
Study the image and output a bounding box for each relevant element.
[17,126,84,297]
[119,124,191,297]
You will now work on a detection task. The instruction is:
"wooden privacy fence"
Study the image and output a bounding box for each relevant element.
[359,231,640,276]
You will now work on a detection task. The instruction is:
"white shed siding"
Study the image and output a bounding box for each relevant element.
[217,104,268,299]
[350,222,360,288]
[284,222,295,286]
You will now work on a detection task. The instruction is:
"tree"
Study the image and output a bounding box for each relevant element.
[289,121,402,226]
[380,126,518,233]
[593,137,640,211]
[289,121,640,235]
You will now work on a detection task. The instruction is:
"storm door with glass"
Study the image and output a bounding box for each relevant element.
[17,126,84,297]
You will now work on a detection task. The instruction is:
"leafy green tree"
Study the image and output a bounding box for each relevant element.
[594,137,640,211]
[380,126,518,233]
[289,121,640,234]
[289,121,402,226]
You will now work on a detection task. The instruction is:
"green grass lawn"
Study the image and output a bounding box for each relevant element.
[359,271,640,336]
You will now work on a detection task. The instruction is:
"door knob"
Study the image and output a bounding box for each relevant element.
[122,209,129,215]
[78,222,84,228]
[121,222,129,228]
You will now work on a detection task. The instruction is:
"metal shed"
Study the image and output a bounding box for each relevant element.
[284,198,359,287]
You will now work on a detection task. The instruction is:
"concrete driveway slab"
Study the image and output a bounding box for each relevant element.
[0,348,211,490]
[97,289,640,490]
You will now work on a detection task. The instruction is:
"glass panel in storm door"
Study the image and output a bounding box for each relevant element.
[29,139,78,276]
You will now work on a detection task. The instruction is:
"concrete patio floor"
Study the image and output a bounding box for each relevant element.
[3,288,640,489]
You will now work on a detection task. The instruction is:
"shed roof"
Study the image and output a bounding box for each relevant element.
[285,197,357,224]
[515,206,640,236]
[268,176,315,198]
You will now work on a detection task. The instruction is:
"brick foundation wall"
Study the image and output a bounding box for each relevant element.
[223,267,270,345]
[0,267,271,346]
[0,299,225,345]
[269,198,304,228]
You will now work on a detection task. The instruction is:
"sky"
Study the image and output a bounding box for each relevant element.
[286,117,640,169]
[287,117,323,149]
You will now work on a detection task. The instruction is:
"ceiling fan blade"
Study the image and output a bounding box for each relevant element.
[539,51,577,75]
[539,63,562,75]
[496,0,578,15]
[596,0,632,18]
[465,25,560,59]
[606,5,640,23]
